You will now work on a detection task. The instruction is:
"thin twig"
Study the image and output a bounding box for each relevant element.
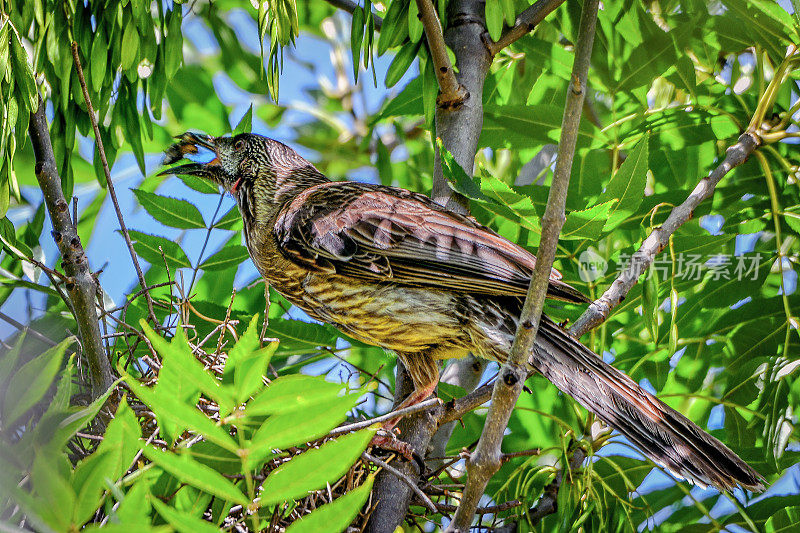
[569,131,761,337]
[322,0,383,30]
[0,311,58,347]
[329,398,443,437]
[447,2,599,530]
[70,42,158,326]
[488,0,566,57]
[428,499,521,514]
[527,446,587,524]
[415,0,468,107]
[185,193,226,302]
[362,452,437,513]
[19,252,70,283]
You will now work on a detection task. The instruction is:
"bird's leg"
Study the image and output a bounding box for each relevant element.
[382,378,439,433]
[368,353,440,460]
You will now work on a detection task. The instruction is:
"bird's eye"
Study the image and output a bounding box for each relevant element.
[234,139,246,150]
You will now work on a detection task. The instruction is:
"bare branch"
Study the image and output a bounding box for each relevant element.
[0,311,58,347]
[427,355,486,470]
[488,0,566,57]
[362,452,437,513]
[527,446,587,524]
[28,95,115,398]
[448,1,599,529]
[369,2,492,529]
[415,0,468,107]
[439,380,494,425]
[569,131,761,338]
[70,42,159,326]
[329,397,443,436]
[322,0,383,30]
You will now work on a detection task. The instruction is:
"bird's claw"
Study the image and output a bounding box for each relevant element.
[369,433,416,463]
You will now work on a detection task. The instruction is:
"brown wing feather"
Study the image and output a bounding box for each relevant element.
[274,182,588,303]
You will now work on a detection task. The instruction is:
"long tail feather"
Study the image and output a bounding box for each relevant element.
[532,316,765,492]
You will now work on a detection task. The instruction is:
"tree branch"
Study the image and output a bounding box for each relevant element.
[488,0,566,57]
[369,3,493,530]
[329,397,443,437]
[415,0,468,107]
[28,95,115,398]
[322,0,383,31]
[569,131,761,338]
[362,452,437,513]
[448,1,599,529]
[527,445,587,524]
[427,355,486,470]
[71,42,159,326]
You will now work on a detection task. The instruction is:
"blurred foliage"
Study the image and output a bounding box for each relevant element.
[1,0,800,531]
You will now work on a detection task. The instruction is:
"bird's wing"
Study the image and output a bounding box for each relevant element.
[274,182,588,303]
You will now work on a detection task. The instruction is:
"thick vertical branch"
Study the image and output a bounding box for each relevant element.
[430,0,492,214]
[368,3,491,531]
[28,96,115,398]
[448,1,599,530]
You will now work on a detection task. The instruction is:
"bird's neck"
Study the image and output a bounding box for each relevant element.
[236,164,330,247]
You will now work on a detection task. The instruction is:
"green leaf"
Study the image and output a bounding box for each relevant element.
[120,25,140,70]
[421,56,436,128]
[436,138,489,202]
[72,449,115,525]
[142,446,249,505]
[407,0,422,42]
[90,28,108,93]
[285,476,374,533]
[486,1,504,41]
[481,104,602,150]
[642,268,660,343]
[377,0,409,55]
[371,76,423,124]
[9,28,38,110]
[259,429,374,506]
[35,384,117,454]
[0,329,24,389]
[351,6,365,80]
[151,498,221,533]
[133,189,206,229]
[262,319,340,354]
[93,397,141,480]
[596,132,649,231]
[127,378,239,452]
[213,205,243,230]
[3,337,72,426]
[129,230,192,268]
[245,392,361,469]
[179,174,221,195]
[561,200,616,240]
[385,40,420,88]
[500,0,516,26]
[199,245,250,271]
[233,104,253,135]
[246,375,346,417]
[141,321,235,415]
[223,315,276,405]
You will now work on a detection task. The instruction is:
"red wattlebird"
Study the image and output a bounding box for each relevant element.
[159,132,764,492]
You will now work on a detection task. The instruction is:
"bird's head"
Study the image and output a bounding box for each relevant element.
[158,132,327,204]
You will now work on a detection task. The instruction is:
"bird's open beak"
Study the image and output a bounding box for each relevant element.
[157,132,223,179]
